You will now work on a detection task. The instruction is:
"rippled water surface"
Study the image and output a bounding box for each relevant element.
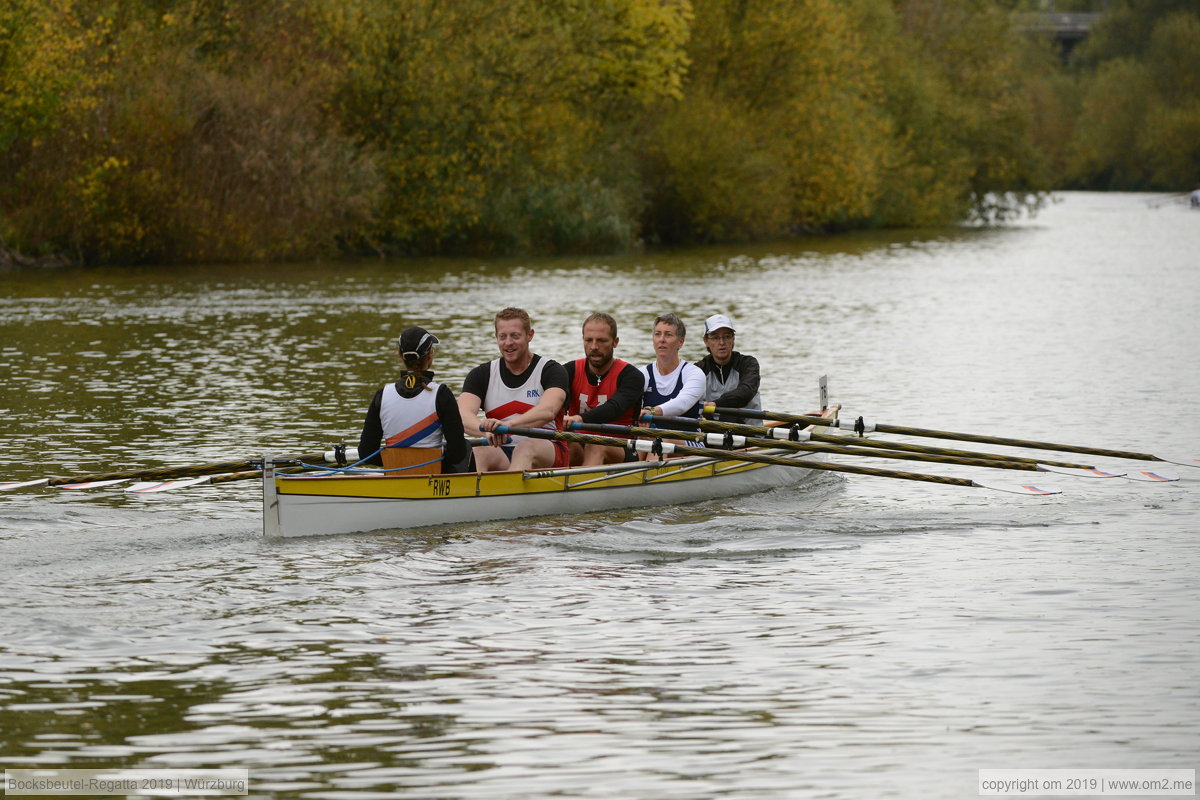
[2,193,1198,798]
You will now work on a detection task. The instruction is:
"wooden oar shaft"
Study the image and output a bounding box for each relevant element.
[502,426,978,487]
[705,407,827,427]
[706,406,1164,462]
[44,453,326,487]
[577,423,1041,472]
[208,466,312,485]
[656,415,1095,469]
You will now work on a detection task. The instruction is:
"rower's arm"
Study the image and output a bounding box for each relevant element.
[502,387,567,429]
[457,391,484,434]
[657,365,706,417]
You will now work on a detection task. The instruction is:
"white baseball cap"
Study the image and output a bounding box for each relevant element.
[704,314,736,335]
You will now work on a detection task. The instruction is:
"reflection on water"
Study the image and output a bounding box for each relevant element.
[1,193,1198,798]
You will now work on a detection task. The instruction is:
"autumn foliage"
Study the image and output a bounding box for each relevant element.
[0,0,1076,263]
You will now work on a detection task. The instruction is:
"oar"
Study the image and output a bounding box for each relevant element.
[703,405,1200,469]
[0,448,357,492]
[577,423,1123,479]
[125,466,317,493]
[498,425,1061,495]
[55,478,135,490]
[648,414,1104,470]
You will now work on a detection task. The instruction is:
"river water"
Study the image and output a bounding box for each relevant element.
[1,192,1197,798]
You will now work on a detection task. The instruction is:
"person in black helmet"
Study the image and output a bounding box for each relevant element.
[358,326,471,474]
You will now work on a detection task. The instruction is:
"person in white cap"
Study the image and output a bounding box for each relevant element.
[695,313,762,422]
[359,326,471,474]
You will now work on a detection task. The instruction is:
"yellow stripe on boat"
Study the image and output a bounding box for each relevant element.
[263,400,839,537]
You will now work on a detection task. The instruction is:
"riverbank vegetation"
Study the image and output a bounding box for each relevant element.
[1025,0,1200,191]
[0,0,1191,265]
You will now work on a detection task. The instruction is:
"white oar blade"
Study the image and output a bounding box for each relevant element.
[0,478,51,491]
[1124,469,1180,483]
[973,480,1062,495]
[126,476,213,493]
[1036,465,1125,479]
[55,478,131,490]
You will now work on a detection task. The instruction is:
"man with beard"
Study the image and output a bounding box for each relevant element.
[562,312,646,466]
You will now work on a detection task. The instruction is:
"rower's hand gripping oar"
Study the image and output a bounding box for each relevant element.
[498,425,1062,496]
[703,404,1199,470]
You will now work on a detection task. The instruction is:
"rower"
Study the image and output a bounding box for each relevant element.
[694,313,762,424]
[562,312,646,466]
[358,326,471,475]
[641,313,706,458]
[458,307,571,472]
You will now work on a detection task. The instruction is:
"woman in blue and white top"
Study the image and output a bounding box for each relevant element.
[642,313,706,436]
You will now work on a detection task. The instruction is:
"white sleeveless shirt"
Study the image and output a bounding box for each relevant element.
[380,382,444,449]
[483,358,557,444]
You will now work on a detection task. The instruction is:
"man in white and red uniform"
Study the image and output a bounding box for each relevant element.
[562,312,645,466]
[458,307,570,472]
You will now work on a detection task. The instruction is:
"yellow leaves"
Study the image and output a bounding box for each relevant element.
[1,0,1053,261]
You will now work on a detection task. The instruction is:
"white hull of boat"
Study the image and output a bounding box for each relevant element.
[264,447,827,538]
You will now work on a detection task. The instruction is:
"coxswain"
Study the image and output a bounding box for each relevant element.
[358,326,471,474]
[458,307,570,472]
[562,312,646,465]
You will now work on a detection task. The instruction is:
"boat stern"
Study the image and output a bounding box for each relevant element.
[262,456,282,538]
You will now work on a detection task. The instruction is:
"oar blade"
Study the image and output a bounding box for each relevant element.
[1036,465,1125,479]
[0,478,51,491]
[126,476,213,493]
[972,480,1062,495]
[1124,469,1180,483]
[55,478,132,490]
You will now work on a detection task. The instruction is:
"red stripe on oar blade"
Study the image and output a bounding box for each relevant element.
[1037,465,1124,478]
[974,480,1062,495]
[0,478,51,490]
[125,477,212,493]
[1126,470,1179,483]
[55,478,131,490]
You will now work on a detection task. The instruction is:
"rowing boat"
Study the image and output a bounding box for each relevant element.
[262,404,840,538]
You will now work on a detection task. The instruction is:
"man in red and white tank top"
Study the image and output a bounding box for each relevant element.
[458,307,570,472]
[562,312,645,466]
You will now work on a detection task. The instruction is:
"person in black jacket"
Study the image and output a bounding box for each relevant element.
[359,327,471,473]
[694,314,762,423]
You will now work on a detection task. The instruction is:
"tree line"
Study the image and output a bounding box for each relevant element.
[0,0,1193,266]
[1024,0,1200,192]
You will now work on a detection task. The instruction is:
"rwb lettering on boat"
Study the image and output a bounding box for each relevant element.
[427,476,452,497]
